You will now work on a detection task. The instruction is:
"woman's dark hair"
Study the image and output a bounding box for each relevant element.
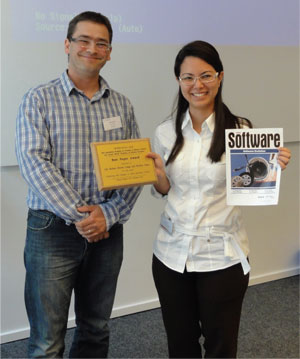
[166,40,252,165]
[67,11,113,43]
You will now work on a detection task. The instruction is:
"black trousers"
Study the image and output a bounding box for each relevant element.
[152,255,249,358]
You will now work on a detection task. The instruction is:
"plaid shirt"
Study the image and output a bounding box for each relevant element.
[16,71,142,228]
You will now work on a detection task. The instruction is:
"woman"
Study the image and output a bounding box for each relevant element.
[147,41,291,358]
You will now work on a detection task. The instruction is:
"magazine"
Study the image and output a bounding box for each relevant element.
[225,128,283,206]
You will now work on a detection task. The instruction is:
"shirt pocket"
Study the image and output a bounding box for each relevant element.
[205,159,226,195]
[205,152,226,182]
[165,152,186,185]
[206,162,226,182]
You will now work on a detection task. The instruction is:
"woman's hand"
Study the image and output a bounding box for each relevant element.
[146,152,170,195]
[277,147,291,170]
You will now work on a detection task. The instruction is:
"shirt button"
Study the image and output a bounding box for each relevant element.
[207,239,211,243]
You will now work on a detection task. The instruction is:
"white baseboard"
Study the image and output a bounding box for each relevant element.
[249,267,300,286]
[66,298,160,328]
[1,269,298,344]
[1,327,31,345]
[0,298,160,344]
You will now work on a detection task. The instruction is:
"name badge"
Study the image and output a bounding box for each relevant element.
[103,116,122,131]
[160,213,173,235]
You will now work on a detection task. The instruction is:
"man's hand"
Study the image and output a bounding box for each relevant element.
[75,205,109,242]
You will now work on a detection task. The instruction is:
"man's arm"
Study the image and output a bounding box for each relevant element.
[75,186,142,242]
[75,102,142,240]
[15,90,88,224]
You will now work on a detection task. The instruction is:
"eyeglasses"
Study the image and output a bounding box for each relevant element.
[179,72,219,86]
[70,37,111,52]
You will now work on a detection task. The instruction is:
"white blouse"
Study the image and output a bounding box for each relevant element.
[152,111,250,274]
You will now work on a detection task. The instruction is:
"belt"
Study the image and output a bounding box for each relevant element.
[174,224,250,275]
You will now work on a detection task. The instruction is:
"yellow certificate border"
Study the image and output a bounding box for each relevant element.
[90,138,158,190]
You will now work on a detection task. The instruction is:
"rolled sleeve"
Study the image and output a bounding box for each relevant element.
[100,186,142,230]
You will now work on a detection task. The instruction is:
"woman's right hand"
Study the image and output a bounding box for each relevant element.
[146,152,171,195]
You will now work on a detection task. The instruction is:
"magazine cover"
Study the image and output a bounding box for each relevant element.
[225,128,283,205]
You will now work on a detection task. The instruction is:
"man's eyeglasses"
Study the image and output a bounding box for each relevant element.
[179,72,219,86]
[70,37,111,52]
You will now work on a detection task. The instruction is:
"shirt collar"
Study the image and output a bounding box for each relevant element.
[60,71,74,95]
[60,70,110,98]
[181,110,215,133]
[206,112,215,133]
[98,76,110,98]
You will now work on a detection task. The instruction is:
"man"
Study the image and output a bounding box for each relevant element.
[15,11,142,358]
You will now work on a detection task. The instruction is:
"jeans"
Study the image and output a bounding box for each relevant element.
[24,209,123,358]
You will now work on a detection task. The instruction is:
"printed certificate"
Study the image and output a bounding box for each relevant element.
[91,138,158,190]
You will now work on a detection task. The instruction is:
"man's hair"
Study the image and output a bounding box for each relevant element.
[67,11,113,43]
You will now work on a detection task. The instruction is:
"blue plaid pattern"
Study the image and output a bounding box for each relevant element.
[16,71,142,228]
